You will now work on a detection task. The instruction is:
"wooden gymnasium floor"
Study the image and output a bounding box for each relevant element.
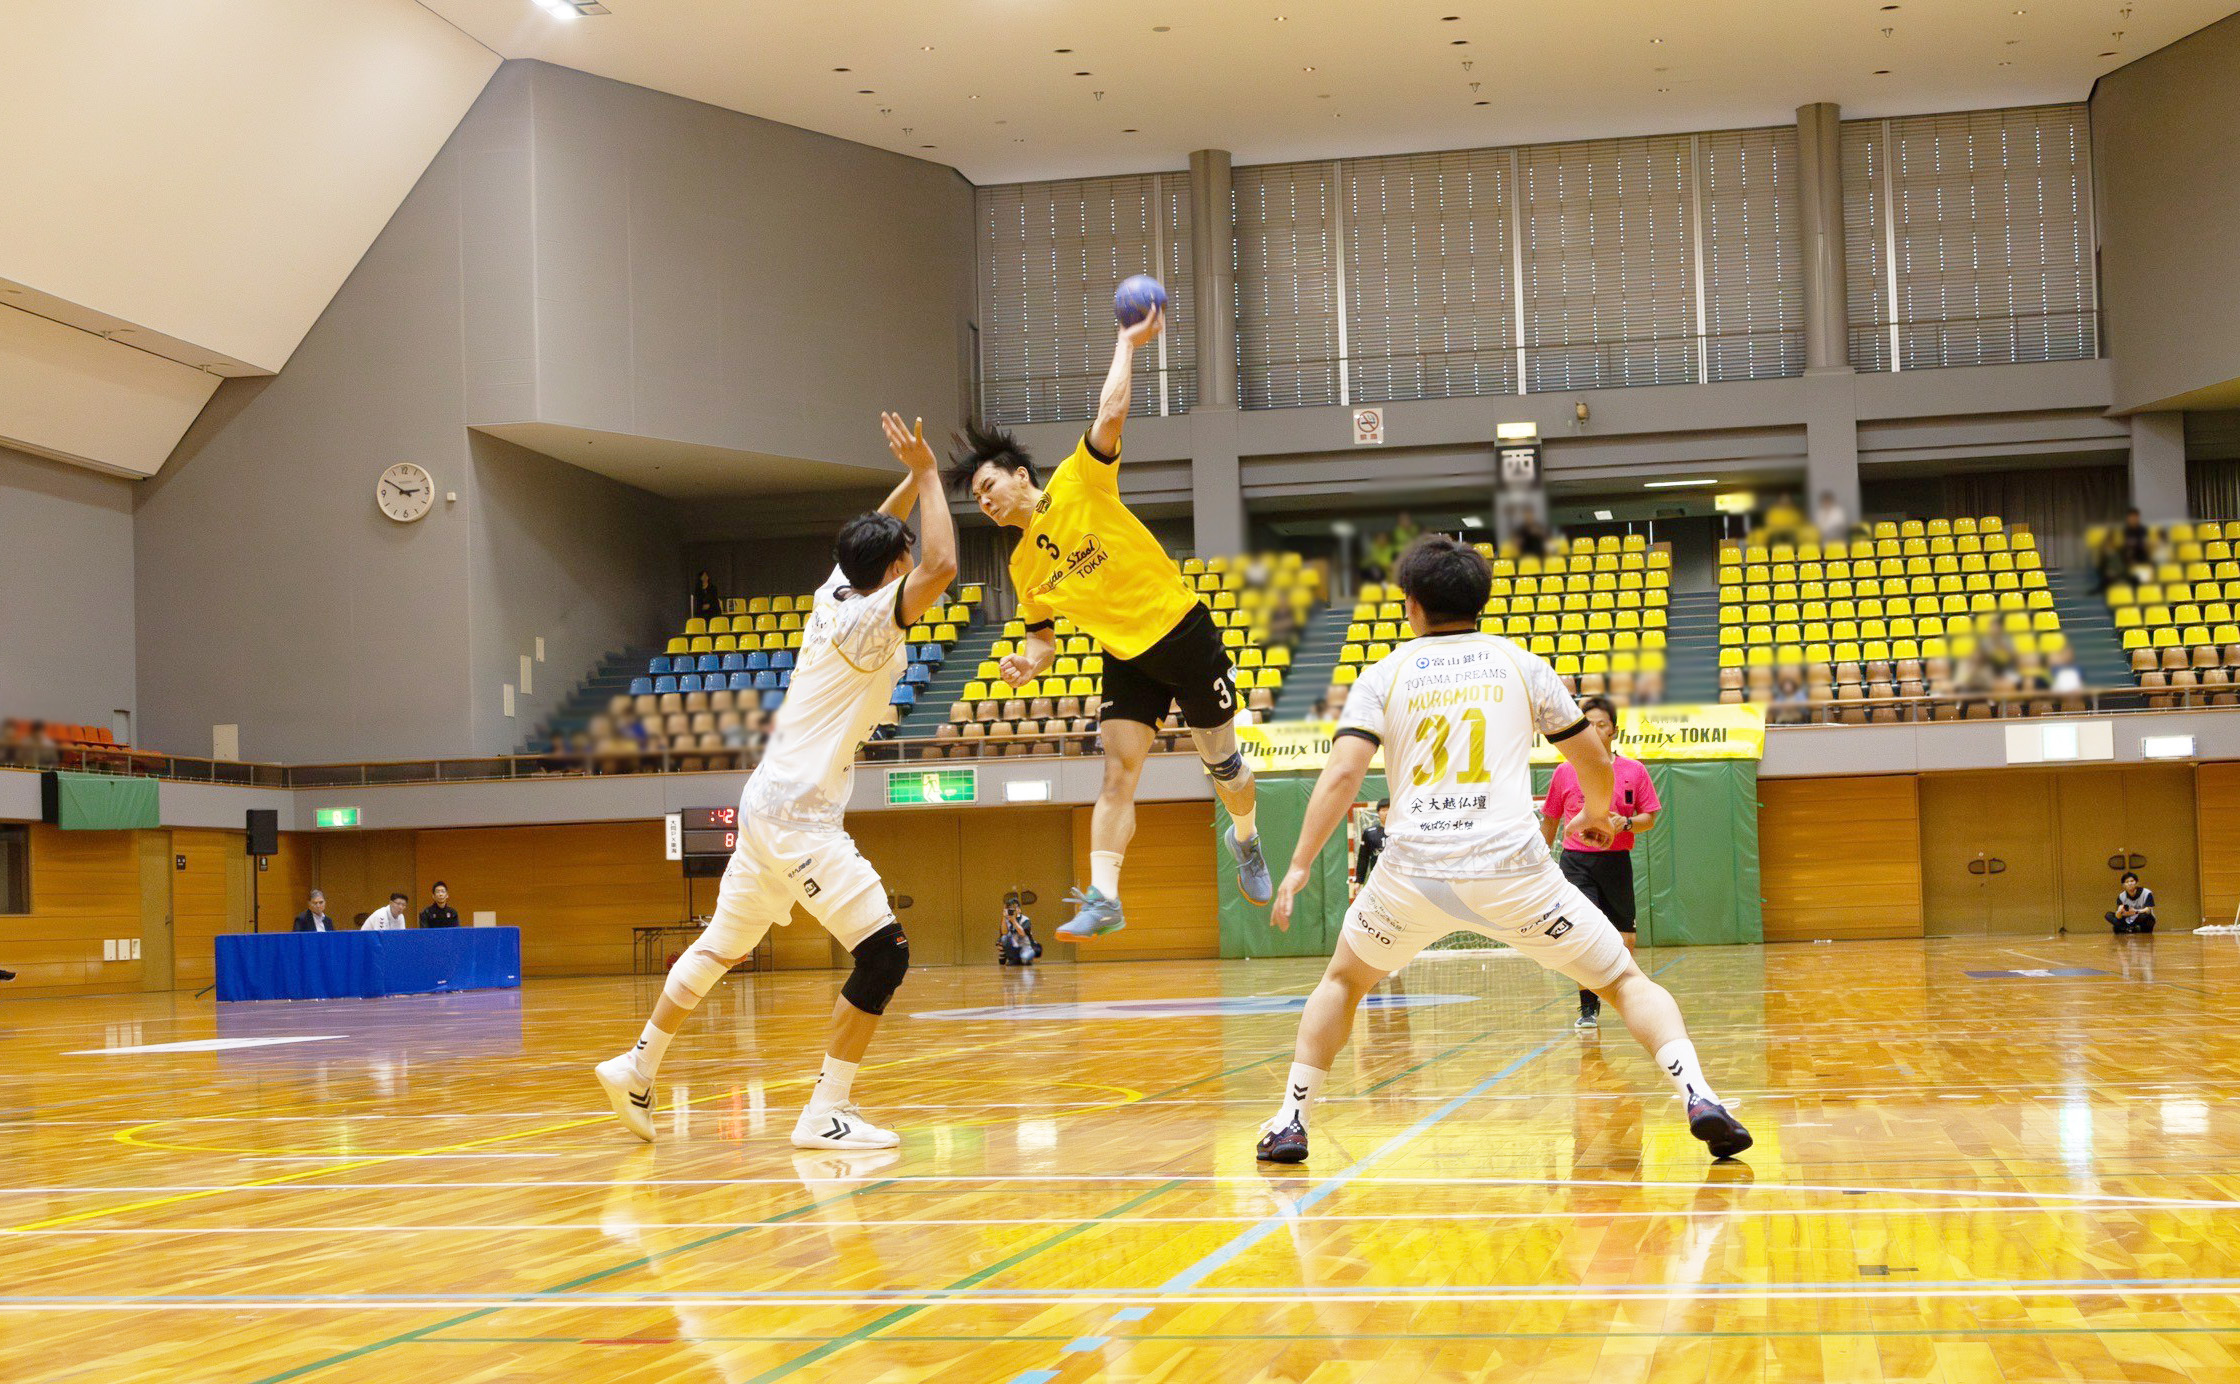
[4,933,2240,1383]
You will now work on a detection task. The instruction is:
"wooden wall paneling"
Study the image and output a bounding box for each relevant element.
[2117,765,2200,930]
[847,811,963,968]
[1068,802,1219,961]
[0,825,145,994]
[169,828,243,986]
[137,831,173,990]
[958,808,1075,967]
[2199,763,2240,928]
[256,833,319,932]
[1917,772,2062,936]
[1758,777,1924,943]
[413,821,681,976]
[311,831,418,927]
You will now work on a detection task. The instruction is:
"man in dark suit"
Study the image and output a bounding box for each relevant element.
[420,881,460,929]
[292,890,338,933]
[1354,800,1389,886]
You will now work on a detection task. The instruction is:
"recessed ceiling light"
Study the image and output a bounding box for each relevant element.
[919,46,934,52]
[832,67,850,72]
[1122,127,1139,133]
[1873,69,1891,75]
[1273,15,1288,21]
[1152,25,1171,32]
[2011,8,2026,14]
[1997,60,2012,66]
[1303,65,1316,72]
[967,94,979,100]
[1643,478,1720,489]
[1656,86,1670,92]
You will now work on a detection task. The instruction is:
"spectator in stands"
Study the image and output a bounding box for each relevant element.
[1354,800,1388,885]
[291,889,338,933]
[420,881,460,929]
[1815,490,1849,541]
[2119,508,2155,581]
[361,892,411,931]
[1772,672,1811,725]
[1956,619,2019,695]
[1363,528,1398,583]
[2048,645,2084,695]
[692,570,723,620]
[2106,872,2157,934]
[1391,512,1422,552]
[1513,514,1550,560]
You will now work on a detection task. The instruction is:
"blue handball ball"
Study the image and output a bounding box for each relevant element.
[1114,274,1168,327]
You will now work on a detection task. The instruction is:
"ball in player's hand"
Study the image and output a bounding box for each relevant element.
[1115,274,1167,327]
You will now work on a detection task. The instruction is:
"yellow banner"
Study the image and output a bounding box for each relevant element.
[1240,704,1763,774]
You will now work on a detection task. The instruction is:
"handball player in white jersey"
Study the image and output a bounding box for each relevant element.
[596,412,955,1151]
[1257,535,1750,1164]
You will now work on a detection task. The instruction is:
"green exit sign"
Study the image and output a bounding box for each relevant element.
[315,807,362,829]
[886,768,976,807]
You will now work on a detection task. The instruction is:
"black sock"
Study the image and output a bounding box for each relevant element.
[1579,990,1599,1016]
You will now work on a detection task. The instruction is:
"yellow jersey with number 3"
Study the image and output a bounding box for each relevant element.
[1009,434,1199,660]
[1334,632,1589,879]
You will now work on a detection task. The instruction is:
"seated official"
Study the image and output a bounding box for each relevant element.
[292,889,340,933]
[2106,873,2157,934]
[361,893,411,931]
[420,881,460,929]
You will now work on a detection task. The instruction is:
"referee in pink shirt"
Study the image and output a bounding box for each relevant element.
[1540,696,1659,1028]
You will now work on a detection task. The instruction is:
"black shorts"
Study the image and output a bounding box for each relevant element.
[1098,603,1238,731]
[1560,848,1637,933]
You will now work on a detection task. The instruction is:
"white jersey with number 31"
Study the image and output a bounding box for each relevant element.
[1334,632,1585,879]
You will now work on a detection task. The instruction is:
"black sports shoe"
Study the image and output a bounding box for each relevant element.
[1687,1096,1753,1160]
[1256,1114,1308,1164]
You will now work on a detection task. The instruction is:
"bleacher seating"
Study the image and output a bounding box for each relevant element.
[1316,535,1671,717]
[596,583,984,770]
[1717,517,2063,720]
[928,553,1327,759]
[2096,520,2240,707]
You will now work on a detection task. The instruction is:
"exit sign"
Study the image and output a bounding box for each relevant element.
[315,807,361,828]
[886,768,976,807]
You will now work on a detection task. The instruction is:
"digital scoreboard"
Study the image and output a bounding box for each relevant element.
[679,805,739,856]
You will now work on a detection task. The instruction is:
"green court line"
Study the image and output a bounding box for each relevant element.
[735,1179,1186,1384]
[245,1180,902,1384]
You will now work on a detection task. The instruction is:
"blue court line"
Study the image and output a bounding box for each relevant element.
[1061,1336,1109,1353]
[1110,1307,1150,1323]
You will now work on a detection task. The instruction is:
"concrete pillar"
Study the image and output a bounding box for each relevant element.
[1796,103,1849,372]
[2130,411,2189,521]
[1186,148,1246,555]
[1796,102,1860,521]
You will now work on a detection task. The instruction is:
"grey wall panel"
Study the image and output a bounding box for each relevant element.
[0,445,135,726]
[520,63,976,464]
[2092,14,2240,412]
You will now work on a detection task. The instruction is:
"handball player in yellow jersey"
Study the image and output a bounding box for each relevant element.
[948,307,1271,938]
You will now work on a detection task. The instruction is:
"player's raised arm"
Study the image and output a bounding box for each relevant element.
[1271,733,1377,932]
[882,412,957,628]
[1087,306,1163,461]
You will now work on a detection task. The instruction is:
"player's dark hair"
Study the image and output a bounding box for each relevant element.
[390,892,408,904]
[946,419,1038,496]
[1375,799,1390,811]
[834,512,916,593]
[1579,696,1618,722]
[1394,534,1492,626]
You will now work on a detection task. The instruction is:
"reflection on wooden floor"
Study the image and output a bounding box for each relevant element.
[4,932,2240,1382]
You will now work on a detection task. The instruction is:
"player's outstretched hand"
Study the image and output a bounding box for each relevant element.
[881,412,937,474]
[1271,866,1310,932]
[998,654,1039,688]
[1119,305,1164,351]
[1573,804,1617,850]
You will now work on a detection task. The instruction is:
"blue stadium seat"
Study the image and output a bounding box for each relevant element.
[629,677,653,696]
[720,653,747,672]
[902,664,931,687]
[695,654,721,674]
[753,671,778,690]
[890,685,917,708]
[728,672,754,692]
[745,651,770,671]
[776,669,792,688]
[760,690,785,712]
[648,655,671,675]
[678,673,703,693]
[771,651,795,670]
[653,676,677,695]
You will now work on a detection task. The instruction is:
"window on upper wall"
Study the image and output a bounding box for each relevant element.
[1842,104,2098,373]
[974,174,1197,426]
[0,825,28,914]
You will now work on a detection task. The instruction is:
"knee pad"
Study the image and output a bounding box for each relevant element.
[1203,750,1247,783]
[841,923,910,1016]
[662,946,732,1013]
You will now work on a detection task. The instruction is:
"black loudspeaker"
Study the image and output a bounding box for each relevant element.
[245,809,279,858]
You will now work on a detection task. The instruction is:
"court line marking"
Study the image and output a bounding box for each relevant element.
[411,1326,2240,1347]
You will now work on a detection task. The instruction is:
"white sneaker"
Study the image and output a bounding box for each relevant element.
[595,1054,656,1143]
[790,1100,899,1150]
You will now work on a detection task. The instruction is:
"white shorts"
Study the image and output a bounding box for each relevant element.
[1341,863,1632,989]
[698,816,895,959]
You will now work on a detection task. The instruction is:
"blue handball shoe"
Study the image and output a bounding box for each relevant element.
[1226,827,1274,907]
[1057,887,1127,939]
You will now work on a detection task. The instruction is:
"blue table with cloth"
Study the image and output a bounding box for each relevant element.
[215,928,521,1002]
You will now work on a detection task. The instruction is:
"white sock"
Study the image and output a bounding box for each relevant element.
[1090,851,1124,899]
[1230,805,1258,843]
[1275,1062,1326,1126]
[1655,1039,1718,1105]
[811,1054,859,1108]
[631,1022,673,1078]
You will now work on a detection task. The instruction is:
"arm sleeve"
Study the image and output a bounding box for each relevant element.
[1016,592,1055,630]
[1519,649,1587,739]
[1333,662,1391,744]
[1073,434,1120,492]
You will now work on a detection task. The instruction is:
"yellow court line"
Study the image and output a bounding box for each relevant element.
[10,1039,1058,1234]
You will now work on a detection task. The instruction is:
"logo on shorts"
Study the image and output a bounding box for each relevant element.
[1544,916,1574,940]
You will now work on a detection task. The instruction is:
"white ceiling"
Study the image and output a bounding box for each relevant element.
[418,0,2238,183]
[477,422,906,501]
